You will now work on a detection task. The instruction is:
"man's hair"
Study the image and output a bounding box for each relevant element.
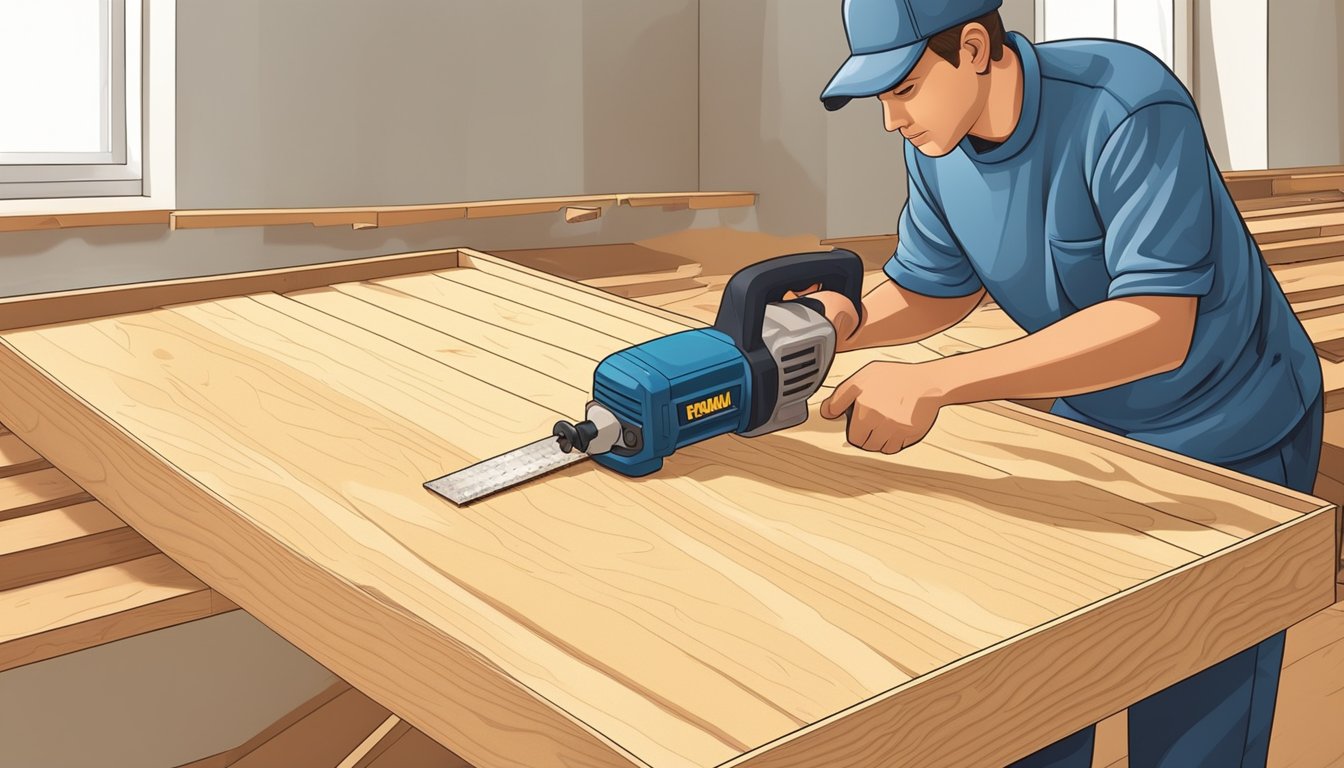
[927,11,1006,68]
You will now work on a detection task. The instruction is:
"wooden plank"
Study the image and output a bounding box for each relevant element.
[1270,256,1344,303]
[1240,198,1344,219]
[1318,337,1344,364]
[0,467,92,522]
[375,273,653,358]
[1260,233,1344,265]
[165,193,752,231]
[444,260,695,336]
[0,210,170,234]
[1293,294,1344,320]
[1092,712,1127,768]
[0,501,158,591]
[348,721,415,768]
[1274,174,1344,196]
[433,268,678,340]
[1327,359,1344,412]
[366,729,473,768]
[1246,209,1344,235]
[456,247,700,331]
[0,432,49,478]
[338,715,404,768]
[619,192,756,210]
[1303,311,1344,345]
[277,287,591,416]
[0,276,1331,767]
[0,249,463,332]
[565,206,602,224]
[0,554,229,673]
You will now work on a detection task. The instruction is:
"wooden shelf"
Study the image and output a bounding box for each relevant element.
[167,192,756,231]
[0,193,753,235]
[0,210,171,233]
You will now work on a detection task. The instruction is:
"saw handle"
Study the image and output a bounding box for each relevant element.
[712,249,865,354]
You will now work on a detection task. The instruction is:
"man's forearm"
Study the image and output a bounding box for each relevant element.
[923,295,1199,404]
[842,280,985,351]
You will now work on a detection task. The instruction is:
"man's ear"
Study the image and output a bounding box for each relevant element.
[961,23,991,75]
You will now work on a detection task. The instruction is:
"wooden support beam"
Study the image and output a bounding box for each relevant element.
[0,210,170,234]
[0,467,92,522]
[0,432,49,479]
[0,501,158,591]
[0,554,236,673]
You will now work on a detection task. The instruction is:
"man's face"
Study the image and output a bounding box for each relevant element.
[877,45,984,157]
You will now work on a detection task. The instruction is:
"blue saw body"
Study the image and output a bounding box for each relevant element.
[590,328,751,477]
[422,249,866,506]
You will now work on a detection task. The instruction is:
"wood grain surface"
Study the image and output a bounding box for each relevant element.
[0,249,1334,768]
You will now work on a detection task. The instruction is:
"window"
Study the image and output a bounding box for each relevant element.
[0,0,174,213]
[1035,0,1193,87]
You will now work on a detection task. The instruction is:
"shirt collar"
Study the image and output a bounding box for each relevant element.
[959,31,1042,164]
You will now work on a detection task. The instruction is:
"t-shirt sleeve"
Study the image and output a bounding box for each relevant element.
[883,158,984,298]
[1092,103,1216,300]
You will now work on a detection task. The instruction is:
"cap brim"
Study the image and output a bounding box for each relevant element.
[820,39,928,111]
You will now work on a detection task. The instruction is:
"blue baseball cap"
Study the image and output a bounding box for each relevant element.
[821,0,1004,111]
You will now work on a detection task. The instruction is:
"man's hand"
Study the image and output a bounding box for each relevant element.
[819,361,947,454]
[783,286,863,351]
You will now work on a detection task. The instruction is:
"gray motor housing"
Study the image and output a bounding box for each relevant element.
[739,302,837,437]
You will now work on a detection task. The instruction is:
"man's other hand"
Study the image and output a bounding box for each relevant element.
[819,361,946,454]
[783,286,864,351]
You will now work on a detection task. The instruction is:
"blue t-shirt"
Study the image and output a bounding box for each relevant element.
[885,31,1323,464]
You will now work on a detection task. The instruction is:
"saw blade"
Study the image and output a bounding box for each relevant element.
[425,436,589,506]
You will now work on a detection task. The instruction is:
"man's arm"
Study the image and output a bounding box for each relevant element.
[927,293,1197,403]
[801,280,985,352]
[818,293,1197,453]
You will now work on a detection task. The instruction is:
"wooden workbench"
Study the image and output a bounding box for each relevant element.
[0,248,1334,768]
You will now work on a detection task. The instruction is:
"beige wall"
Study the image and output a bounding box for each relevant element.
[701,0,1035,240]
[1194,0,1269,170]
[0,0,708,299]
[1267,0,1344,167]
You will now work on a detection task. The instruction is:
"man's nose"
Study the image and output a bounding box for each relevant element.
[882,100,908,133]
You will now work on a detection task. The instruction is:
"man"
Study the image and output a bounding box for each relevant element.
[802,1,1326,766]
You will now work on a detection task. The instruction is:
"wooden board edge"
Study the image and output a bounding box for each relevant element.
[0,337,648,768]
[0,210,172,233]
[723,508,1337,768]
[0,250,464,332]
[979,401,1331,514]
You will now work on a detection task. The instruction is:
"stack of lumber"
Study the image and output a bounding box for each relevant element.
[0,423,237,673]
[1225,166,1344,583]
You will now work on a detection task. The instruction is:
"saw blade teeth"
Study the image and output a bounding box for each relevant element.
[425,436,589,506]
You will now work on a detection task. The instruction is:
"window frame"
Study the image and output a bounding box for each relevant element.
[0,0,174,214]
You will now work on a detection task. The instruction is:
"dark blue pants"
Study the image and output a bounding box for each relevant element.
[1010,393,1324,768]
